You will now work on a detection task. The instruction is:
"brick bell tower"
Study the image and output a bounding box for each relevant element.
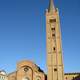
[45,0,64,80]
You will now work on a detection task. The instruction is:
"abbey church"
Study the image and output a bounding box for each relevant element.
[0,0,80,80]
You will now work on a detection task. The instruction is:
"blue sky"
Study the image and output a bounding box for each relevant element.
[0,0,80,73]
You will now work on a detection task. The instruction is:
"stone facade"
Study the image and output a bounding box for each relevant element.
[45,0,80,80]
[8,60,45,80]
[0,70,8,80]
[46,0,64,80]
[1,65,80,80]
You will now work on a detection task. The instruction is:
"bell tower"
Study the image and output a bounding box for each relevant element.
[46,0,64,80]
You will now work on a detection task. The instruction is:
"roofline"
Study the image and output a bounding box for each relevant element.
[65,72,80,75]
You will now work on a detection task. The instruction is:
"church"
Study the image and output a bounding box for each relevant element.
[0,0,80,80]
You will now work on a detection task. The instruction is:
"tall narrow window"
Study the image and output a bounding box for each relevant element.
[54,68,57,71]
[52,34,55,37]
[50,19,56,23]
[53,47,56,51]
[51,28,55,31]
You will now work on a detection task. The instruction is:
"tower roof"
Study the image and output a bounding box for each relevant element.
[48,0,55,13]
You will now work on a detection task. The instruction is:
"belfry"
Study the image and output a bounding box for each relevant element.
[46,0,64,80]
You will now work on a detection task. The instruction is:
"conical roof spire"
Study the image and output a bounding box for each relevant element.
[48,0,55,13]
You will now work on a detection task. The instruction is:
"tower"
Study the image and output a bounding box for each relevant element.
[46,0,64,80]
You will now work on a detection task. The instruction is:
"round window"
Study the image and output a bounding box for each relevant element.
[24,67,29,72]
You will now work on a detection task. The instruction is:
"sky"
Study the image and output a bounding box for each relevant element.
[0,0,80,74]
